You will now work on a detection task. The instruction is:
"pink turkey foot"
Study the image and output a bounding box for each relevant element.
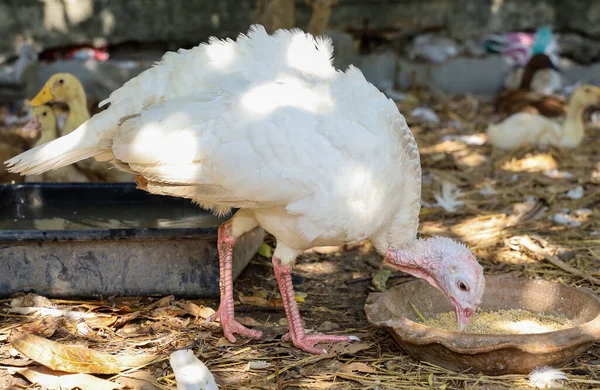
[272,256,359,354]
[208,306,262,342]
[207,221,262,342]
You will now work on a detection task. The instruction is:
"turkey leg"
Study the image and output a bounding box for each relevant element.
[207,221,262,341]
[272,256,358,354]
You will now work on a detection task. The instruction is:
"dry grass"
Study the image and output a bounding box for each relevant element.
[2,88,600,388]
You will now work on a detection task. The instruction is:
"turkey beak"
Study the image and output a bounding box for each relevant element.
[454,303,473,331]
[29,85,54,106]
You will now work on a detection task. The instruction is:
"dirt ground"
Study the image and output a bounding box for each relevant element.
[1,89,600,389]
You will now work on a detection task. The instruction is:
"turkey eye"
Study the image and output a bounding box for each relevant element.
[59,79,64,84]
[458,281,469,291]
[43,112,47,116]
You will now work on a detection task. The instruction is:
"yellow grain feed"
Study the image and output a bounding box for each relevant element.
[425,308,573,334]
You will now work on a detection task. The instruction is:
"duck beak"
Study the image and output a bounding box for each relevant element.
[21,116,41,139]
[29,85,54,106]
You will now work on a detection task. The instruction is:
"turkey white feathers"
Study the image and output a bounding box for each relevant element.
[8,25,419,249]
[6,25,484,354]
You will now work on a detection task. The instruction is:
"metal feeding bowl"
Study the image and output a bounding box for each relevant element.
[365,275,600,375]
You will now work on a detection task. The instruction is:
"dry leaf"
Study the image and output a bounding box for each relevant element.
[317,321,339,331]
[85,316,118,329]
[9,330,154,374]
[160,316,191,330]
[236,316,262,327]
[115,371,158,390]
[238,293,283,308]
[252,288,268,299]
[88,305,133,315]
[327,342,372,356]
[116,323,153,338]
[21,317,62,338]
[109,296,144,308]
[145,295,174,310]
[340,362,376,374]
[147,307,187,319]
[175,301,215,319]
[10,293,54,308]
[0,355,32,367]
[114,311,143,328]
[215,336,253,347]
[10,366,121,390]
[6,307,97,319]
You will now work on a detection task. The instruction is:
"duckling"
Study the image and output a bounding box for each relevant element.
[22,106,90,182]
[27,106,58,146]
[29,73,90,135]
[29,73,133,182]
[496,54,566,117]
[487,84,600,150]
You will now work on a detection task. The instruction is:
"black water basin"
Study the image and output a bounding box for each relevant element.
[0,183,263,298]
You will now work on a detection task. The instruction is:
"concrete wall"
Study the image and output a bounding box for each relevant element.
[2,0,600,59]
[397,56,600,97]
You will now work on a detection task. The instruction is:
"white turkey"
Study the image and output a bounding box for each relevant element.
[5,25,485,354]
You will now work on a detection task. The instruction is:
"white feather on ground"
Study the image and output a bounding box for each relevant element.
[169,349,218,390]
[528,366,568,388]
[433,181,464,212]
[410,107,440,124]
[243,360,273,371]
[479,184,496,196]
[543,169,573,179]
[552,212,581,227]
[566,185,584,199]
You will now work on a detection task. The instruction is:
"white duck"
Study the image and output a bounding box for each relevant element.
[6,25,485,354]
[487,84,600,150]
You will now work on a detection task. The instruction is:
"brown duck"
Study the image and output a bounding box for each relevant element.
[496,53,566,117]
